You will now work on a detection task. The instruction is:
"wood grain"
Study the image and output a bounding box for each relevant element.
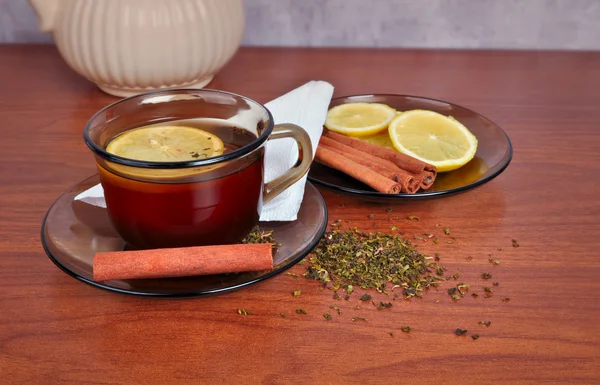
[1,45,600,384]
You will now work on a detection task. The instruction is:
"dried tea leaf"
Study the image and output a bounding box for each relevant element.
[359,294,372,302]
[329,305,342,315]
[374,301,393,310]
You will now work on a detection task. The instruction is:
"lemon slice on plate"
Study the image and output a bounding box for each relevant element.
[106,125,225,162]
[325,102,397,137]
[388,110,478,172]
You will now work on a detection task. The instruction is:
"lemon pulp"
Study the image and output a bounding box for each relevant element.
[106,125,225,162]
[387,110,478,172]
[324,102,397,137]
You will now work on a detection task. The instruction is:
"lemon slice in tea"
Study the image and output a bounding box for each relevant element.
[325,102,397,137]
[388,110,478,172]
[106,125,225,162]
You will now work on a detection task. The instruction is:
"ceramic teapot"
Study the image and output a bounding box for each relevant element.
[29,0,245,97]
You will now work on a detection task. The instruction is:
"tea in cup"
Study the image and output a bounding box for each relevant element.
[84,90,312,249]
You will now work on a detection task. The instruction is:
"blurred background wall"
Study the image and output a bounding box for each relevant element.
[1,0,599,50]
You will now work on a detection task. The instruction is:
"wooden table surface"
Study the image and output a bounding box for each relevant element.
[1,45,599,384]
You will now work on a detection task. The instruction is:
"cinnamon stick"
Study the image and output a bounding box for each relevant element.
[319,140,419,193]
[419,170,436,189]
[324,131,437,177]
[320,136,399,170]
[314,146,401,194]
[93,244,273,281]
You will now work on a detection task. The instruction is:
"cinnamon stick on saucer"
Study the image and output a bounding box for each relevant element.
[314,146,401,194]
[93,244,273,281]
[324,131,437,188]
[319,136,420,194]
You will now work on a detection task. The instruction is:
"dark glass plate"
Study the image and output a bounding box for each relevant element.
[41,175,327,297]
[308,94,513,198]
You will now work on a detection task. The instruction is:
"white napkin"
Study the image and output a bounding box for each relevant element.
[74,80,334,222]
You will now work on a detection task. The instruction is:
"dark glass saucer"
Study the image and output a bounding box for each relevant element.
[41,175,327,297]
[308,94,512,199]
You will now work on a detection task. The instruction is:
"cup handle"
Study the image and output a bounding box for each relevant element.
[263,123,313,204]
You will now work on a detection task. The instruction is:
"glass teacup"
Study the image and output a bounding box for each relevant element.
[84,89,312,249]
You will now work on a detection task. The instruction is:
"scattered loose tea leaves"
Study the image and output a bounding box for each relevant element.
[389,332,395,337]
[512,239,520,247]
[280,313,286,318]
[481,273,493,279]
[242,226,278,251]
[400,326,412,333]
[390,226,398,231]
[502,297,510,302]
[489,258,501,265]
[472,334,480,340]
[484,287,493,293]
[455,328,468,336]
[237,309,252,315]
[295,308,308,314]
[444,227,450,235]
[493,282,500,286]
[304,228,445,298]
[359,294,372,302]
[368,214,375,219]
[323,313,332,321]
[386,208,393,213]
[286,272,298,279]
[407,215,420,221]
[352,317,368,322]
[478,321,492,327]
[292,290,301,297]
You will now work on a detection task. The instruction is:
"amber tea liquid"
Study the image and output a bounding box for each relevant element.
[98,119,263,249]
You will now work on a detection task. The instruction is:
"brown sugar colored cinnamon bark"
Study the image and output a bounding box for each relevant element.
[314,146,401,194]
[319,141,419,193]
[324,130,437,176]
